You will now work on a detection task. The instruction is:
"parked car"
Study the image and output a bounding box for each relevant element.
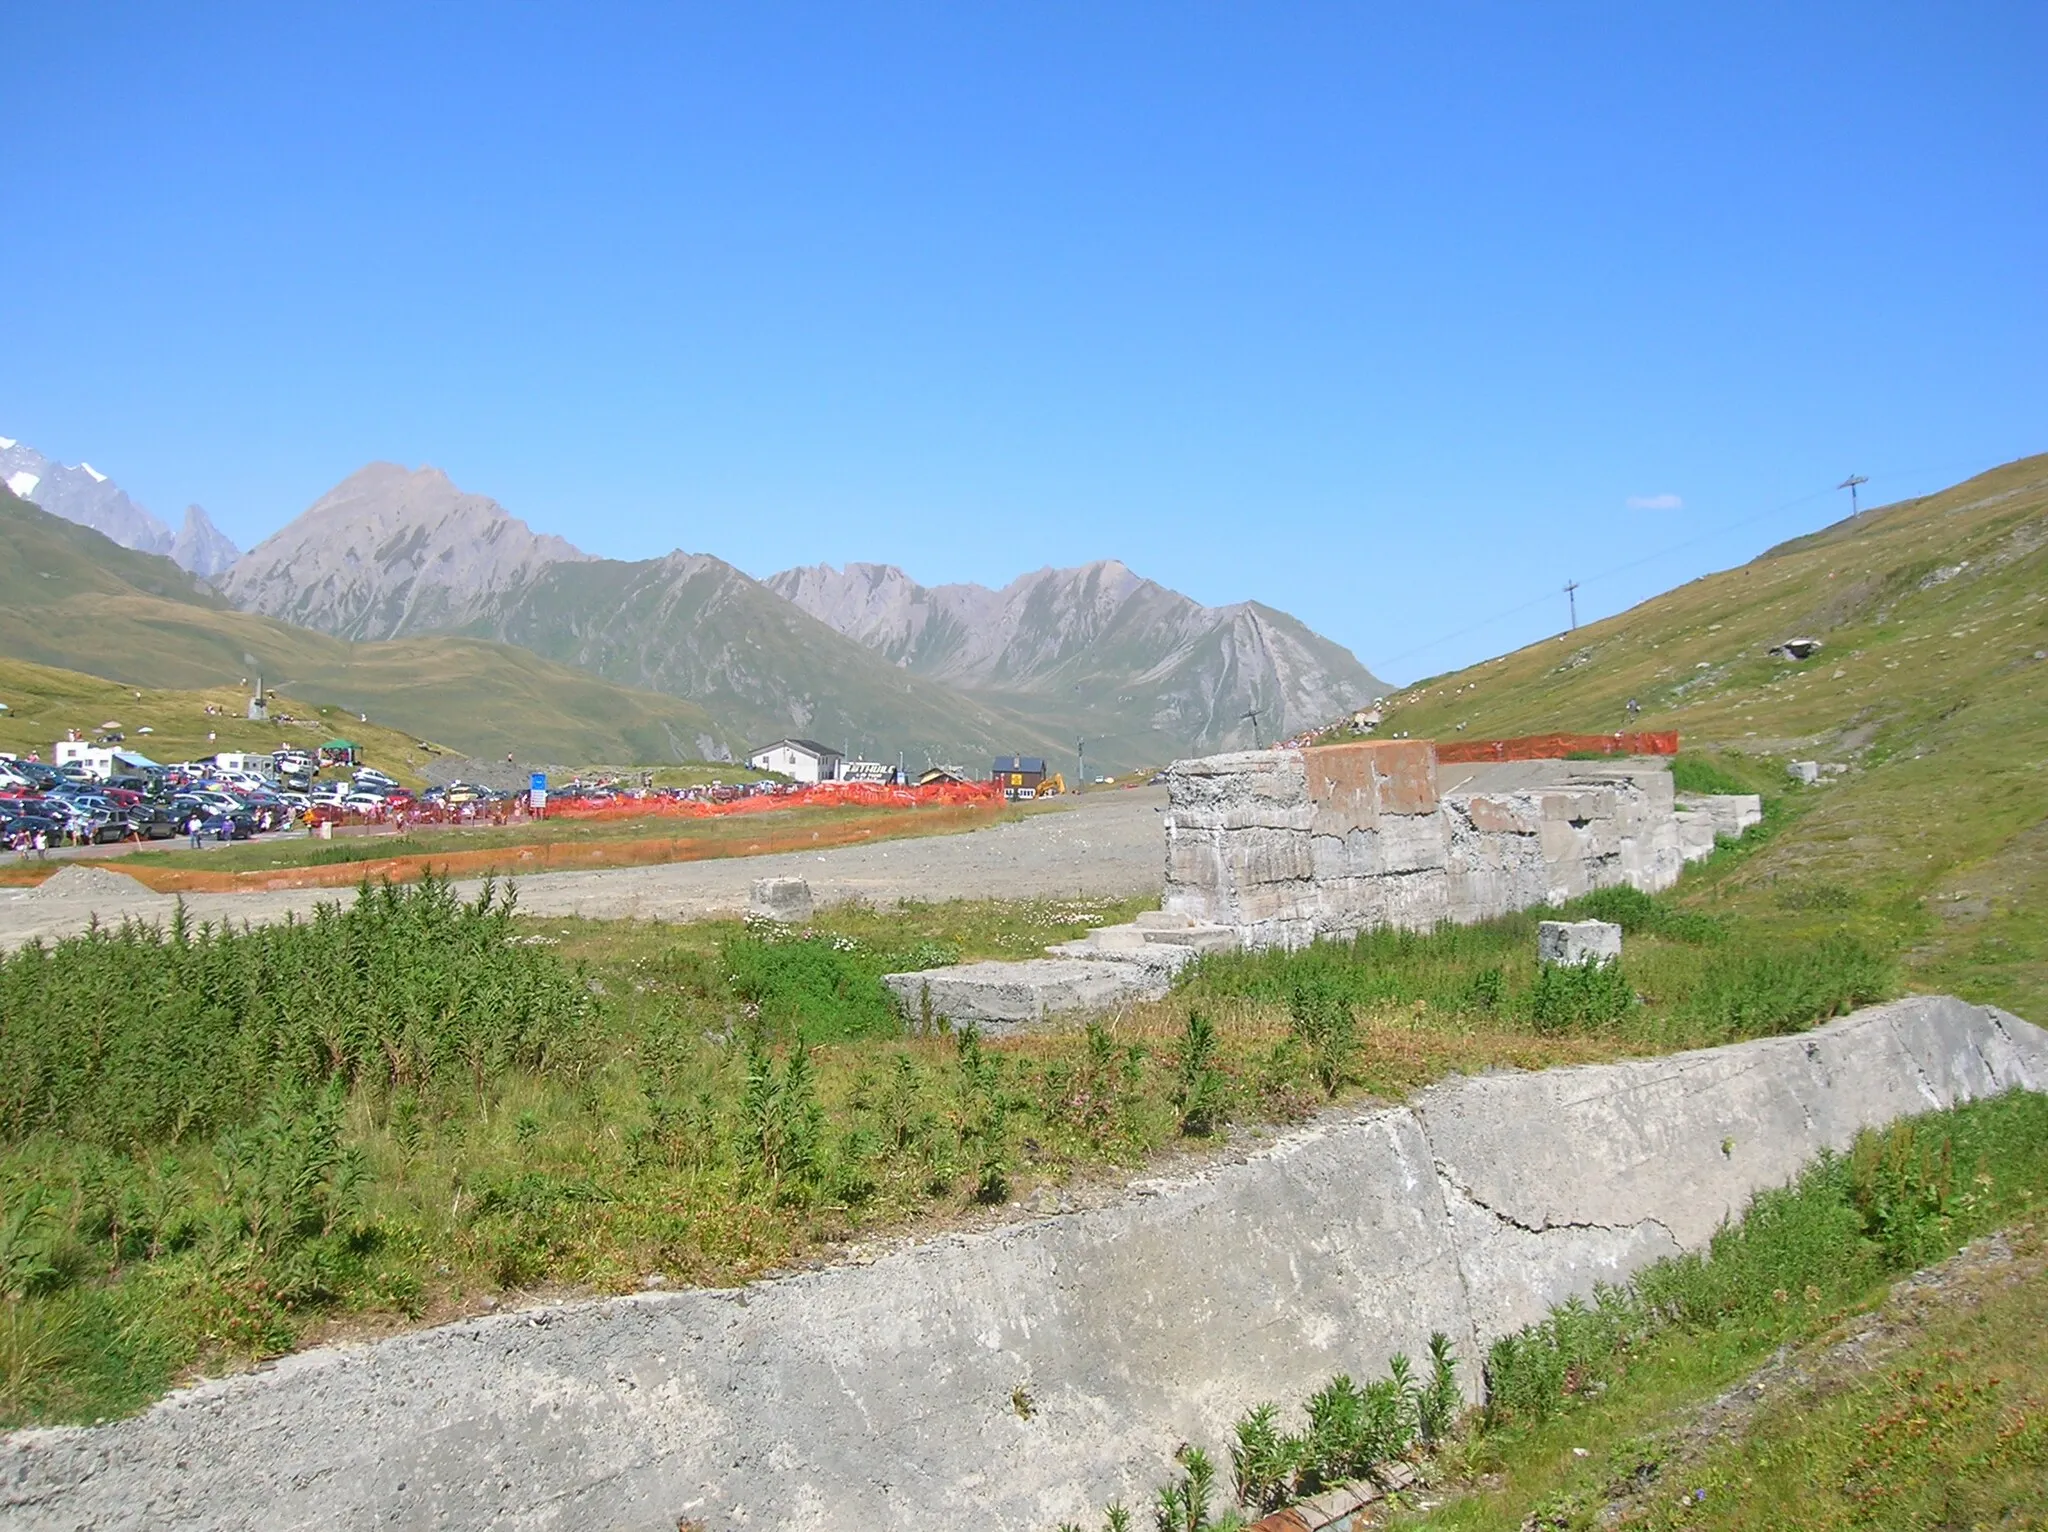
[1,810,64,843]
[120,804,180,841]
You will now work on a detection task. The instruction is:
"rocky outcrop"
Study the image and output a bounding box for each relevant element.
[4,997,2040,1531]
[169,504,240,579]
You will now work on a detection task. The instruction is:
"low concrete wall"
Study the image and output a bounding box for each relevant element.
[6,997,2044,1532]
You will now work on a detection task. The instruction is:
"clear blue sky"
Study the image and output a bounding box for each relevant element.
[5,4,2042,682]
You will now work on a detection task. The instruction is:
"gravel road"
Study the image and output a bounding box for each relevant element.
[0,789,1169,949]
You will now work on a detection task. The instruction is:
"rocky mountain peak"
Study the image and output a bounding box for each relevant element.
[222,461,592,641]
[172,504,240,579]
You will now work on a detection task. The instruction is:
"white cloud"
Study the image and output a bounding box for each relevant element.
[1626,492,1683,511]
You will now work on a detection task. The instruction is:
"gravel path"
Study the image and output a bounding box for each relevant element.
[0,790,1169,948]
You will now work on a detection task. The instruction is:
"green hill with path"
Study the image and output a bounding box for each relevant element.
[1366,453,2048,1016]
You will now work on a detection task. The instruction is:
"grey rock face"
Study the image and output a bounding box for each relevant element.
[0,435,175,557]
[221,462,593,640]
[3,997,2039,1531]
[767,559,1386,757]
[170,504,240,578]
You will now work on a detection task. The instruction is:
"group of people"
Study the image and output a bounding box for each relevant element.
[8,827,51,861]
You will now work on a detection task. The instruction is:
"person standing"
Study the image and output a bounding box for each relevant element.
[187,812,204,851]
[33,828,48,861]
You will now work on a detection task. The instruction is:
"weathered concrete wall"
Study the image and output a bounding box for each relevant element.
[1164,743,1711,950]
[7,997,2043,1532]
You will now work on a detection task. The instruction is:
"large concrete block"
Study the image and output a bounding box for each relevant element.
[1676,793,1763,838]
[1537,920,1622,967]
[1676,813,1719,863]
[881,959,1166,1031]
[748,877,814,922]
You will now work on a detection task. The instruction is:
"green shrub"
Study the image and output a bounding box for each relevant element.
[1568,884,1723,943]
[1522,958,1634,1033]
[0,878,591,1147]
[1172,1012,1228,1137]
[1288,976,1357,1097]
[1669,752,1755,796]
[1680,930,1892,1040]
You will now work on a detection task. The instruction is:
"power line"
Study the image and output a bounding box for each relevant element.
[1377,479,1841,671]
[1563,579,1580,631]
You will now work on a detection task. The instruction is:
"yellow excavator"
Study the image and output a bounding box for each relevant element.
[1034,773,1067,798]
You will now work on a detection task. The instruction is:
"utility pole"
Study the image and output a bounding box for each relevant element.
[1564,580,1580,631]
[1838,474,1868,516]
[1242,706,1262,748]
[1076,737,1085,790]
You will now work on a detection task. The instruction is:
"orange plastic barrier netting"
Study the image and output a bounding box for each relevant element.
[544,779,1006,820]
[1435,731,1679,764]
[304,779,1006,829]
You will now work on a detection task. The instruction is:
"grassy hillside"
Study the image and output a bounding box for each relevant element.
[1369,453,2048,1016]
[0,657,445,788]
[0,488,745,765]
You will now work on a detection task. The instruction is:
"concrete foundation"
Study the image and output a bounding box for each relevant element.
[1163,743,1742,951]
[5,995,2042,1532]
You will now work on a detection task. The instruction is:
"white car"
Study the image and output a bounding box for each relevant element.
[342,792,390,811]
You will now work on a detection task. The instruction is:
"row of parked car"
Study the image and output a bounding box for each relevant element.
[0,752,413,848]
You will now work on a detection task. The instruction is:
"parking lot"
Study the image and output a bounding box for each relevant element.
[0,787,1169,950]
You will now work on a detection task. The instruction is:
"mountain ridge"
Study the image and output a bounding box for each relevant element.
[0,482,742,764]
[767,558,1386,758]
[0,435,240,578]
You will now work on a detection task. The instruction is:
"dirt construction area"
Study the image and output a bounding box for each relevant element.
[0,789,1169,949]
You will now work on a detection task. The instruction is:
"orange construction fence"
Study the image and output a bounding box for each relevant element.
[542,778,1006,821]
[1435,731,1679,764]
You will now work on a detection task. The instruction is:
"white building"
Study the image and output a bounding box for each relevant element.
[747,738,844,785]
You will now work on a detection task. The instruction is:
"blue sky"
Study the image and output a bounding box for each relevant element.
[5,4,2042,682]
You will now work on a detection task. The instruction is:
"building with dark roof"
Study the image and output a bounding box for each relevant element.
[748,738,845,784]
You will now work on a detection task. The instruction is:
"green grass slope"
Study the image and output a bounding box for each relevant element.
[0,656,447,787]
[0,488,743,764]
[1371,453,2048,1015]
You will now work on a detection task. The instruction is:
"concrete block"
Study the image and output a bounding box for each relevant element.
[1788,760,1821,785]
[1537,919,1622,967]
[748,876,814,922]
[1461,794,1539,835]
[1378,813,1449,874]
[881,958,1166,1031]
[1676,814,1718,863]
[1676,793,1763,838]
